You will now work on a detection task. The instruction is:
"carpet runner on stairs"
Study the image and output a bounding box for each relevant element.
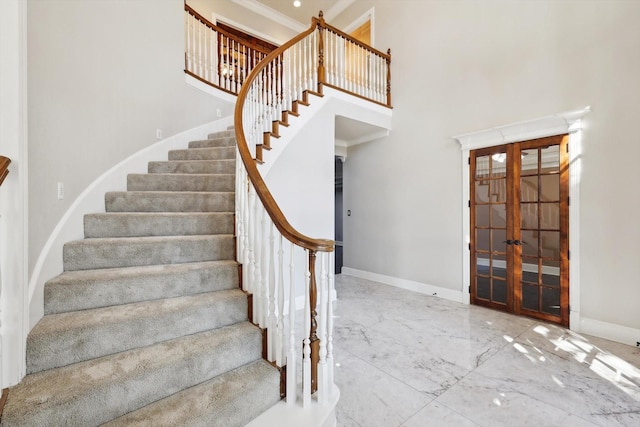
[0,129,280,427]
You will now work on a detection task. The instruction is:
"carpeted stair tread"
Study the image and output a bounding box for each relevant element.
[127,173,235,192]
[105,191,234,213]
[188,137,236,149]
[27,289,248,373]
[168,146,236,161]
[44,260,238,314]
[148,159,235,174]
[63,234,234,271]
[1,323,262,427]
[84,212,234,238]
[104,360,280,427]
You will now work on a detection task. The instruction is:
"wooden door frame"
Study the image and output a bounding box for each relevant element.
[469,137,570,326]
[454,107,590,330]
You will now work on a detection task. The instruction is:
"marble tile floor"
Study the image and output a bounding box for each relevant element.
[332,274,640,427]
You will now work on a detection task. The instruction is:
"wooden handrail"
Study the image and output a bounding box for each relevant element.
[0,156,11,187]
[234,20,334,253]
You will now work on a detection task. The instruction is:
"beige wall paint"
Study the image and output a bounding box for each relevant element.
[27,0,233,276]
[339,1,640,332]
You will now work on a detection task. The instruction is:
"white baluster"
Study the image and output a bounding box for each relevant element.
[255,204,264,327]
[317,252,329,404]
[184,12,191,72]
[276,234,285,367]
[303,250,312,408]
[286,242,297,405]
[235,149,242,262]
[268,220,276,360]
[247,185,256,297]
[327,251,335,393]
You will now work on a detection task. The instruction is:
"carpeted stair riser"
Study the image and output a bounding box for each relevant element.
[1,323,262,427]
[44,260,238,314]
[208,130,235,139]
[148,159,236,174]
[105,191,234,212]
[63,235,234,271]
[188,137,236,149]
[84,212,234,238]
[168,146,235,161]
[104,360,281,427]
[27,289,247,373]
[127,173,235,192]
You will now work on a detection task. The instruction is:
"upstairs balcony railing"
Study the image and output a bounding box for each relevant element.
[185,3,391,408]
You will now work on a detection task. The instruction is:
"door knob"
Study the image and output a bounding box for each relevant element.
[503,240,514,245]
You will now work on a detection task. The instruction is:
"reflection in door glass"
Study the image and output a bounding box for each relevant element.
[542,287,560,316]
[522,283,539,311]
[540,145,560,172]
[492,279,507,304]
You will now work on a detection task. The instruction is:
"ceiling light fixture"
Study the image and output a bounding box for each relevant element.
[293,0,301,7]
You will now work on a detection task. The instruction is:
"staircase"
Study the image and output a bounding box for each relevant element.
[0,129,281,426]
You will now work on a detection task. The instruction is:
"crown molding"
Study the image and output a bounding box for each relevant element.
[231,0,306,32]
[231,0,355,33]
[453,106,591,151]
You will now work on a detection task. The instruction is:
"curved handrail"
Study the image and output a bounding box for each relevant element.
[234,18,334,253]
[0,156,11,186]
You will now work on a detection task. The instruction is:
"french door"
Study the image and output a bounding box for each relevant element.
[470,135,569,326]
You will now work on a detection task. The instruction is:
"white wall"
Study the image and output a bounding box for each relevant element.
[27,0,234,278]
[0,0,28,388]
[338,1,640,341]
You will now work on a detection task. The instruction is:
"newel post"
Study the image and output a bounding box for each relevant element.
[308,249,320,393]
[317,11,326,92]
[386,48,392,107]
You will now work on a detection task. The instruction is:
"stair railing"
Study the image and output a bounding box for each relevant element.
[184,4,273,96]
[185,3,392,407]
[232,12,391,407]
[234,18,333,407]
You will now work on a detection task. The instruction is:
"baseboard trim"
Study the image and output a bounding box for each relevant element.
[341,267,463,303]
[579,317,640,347]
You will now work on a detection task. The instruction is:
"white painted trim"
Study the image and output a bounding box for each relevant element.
[343,7,375,48]
[579,317,640,348]
[453,106,591,151]
[453,106,590,332]
[341,267,463,303]
[246,384,339,427]
[230,0,306,33]
[210,11,286,46]
[27,117,235,330]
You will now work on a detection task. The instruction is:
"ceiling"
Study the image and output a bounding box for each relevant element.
[258,0,341,23]
[238,0,353,29]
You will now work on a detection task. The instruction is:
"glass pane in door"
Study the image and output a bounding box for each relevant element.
[519,144,562,318]
[472,151,508,307]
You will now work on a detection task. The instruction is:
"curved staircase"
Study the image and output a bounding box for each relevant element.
[0,129,280,426]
